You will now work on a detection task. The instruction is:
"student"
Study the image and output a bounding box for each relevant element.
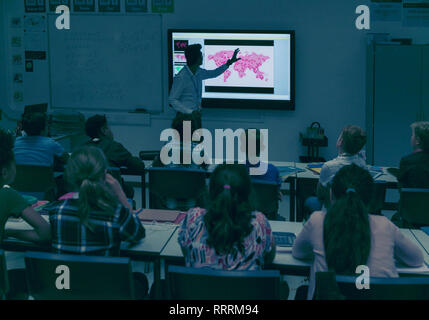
[292,164,424,300]
[179,164,275,270]
[153,111,207,169]
[47,146,148,297]
[304,125,367,215]
[396,121,429,188]
[13,112,68,168]
[390,122,429,227]
[0,128,51,243]
[85,114,145,198]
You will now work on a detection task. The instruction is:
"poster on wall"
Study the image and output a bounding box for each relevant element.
[125,0,147,12]
[25,0,46,13]
[99,0,120,12]
[151,0,174,13]
[370,0,403,21]
[403,0,429,26]
[73,0,95,12]
[48,0,71,12]
[24,15,46,32]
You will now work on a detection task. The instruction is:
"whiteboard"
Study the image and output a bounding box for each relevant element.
[48,14,163,112]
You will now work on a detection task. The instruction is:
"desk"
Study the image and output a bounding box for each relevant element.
[409,229,429,265]
[3,215,177,298]
[160,220,429,276]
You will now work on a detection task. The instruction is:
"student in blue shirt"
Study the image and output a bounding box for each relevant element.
[13,112,68,168]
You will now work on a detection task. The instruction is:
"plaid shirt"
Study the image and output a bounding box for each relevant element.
[48,198,145,256]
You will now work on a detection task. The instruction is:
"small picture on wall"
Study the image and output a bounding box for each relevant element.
[11,36,22,47]
[13,91,24,103]
[11,17,22,28]
[13,73,24,84]
[12,55,23,65]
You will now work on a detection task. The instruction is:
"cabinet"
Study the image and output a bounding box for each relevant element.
[367,44,429,167]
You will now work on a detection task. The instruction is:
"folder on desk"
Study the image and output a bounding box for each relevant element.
[306,163,324,175]
[422,227,429,236]
[137,209,181,223]
[277,166,306,179]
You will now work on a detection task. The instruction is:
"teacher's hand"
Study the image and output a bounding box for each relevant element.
[227,48,241,66]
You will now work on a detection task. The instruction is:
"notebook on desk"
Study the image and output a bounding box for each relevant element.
[137,209,182,223]
[273,232,296,247]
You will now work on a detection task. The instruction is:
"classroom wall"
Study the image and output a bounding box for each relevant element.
[1,0,429,162]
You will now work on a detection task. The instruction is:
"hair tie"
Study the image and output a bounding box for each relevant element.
[346,188,356,194]
[223,184,231,190]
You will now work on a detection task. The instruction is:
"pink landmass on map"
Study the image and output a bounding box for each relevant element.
[207,50,270,82]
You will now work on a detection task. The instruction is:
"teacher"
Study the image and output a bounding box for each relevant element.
[168,44,241,129]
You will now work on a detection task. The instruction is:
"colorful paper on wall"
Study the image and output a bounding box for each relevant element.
[25,0,46,13]
[125,0,147,12]
[370,0,403,22]
[151,0,174,13]
[98,0,120,12]
[48,0,71,12]
[73,0,95,12]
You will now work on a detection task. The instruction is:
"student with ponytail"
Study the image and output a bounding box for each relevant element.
[178,164,275,270]
[48,146,145,256]
[292,164,424,300]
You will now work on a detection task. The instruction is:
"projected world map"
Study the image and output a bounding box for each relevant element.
[207,50,271,82]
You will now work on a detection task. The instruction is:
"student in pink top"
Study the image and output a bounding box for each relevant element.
[292,164,424,300]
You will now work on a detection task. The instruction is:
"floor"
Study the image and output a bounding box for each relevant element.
[6,184,398,300]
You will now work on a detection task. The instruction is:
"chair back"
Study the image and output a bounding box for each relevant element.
[400,188,429,227]
[251,179,279,220]
[167,265,281,300]
[11,165,55,200]
[315,271,429,300]
[148,167,207,211]
[0,250,9,299]
[25,252,134,299]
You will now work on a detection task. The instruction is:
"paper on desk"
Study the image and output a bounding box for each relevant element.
[276,247,293,253]
[396,263,429,274]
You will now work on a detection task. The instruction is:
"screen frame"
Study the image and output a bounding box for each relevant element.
[168,29,295,111]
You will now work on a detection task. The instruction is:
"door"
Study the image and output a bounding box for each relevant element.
[373,45,422,167]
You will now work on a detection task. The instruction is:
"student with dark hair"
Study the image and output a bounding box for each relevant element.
[153,111,206,169]
[47,146,148,297]
[179,164,275,270]
[0,128,51,243]
[396,121,429,188]
[13,112,68,168]
[390,122,429,227]
[292,164,423,300]
[304,125,368,216]
[169,44,241,126]
[85,114,145,199]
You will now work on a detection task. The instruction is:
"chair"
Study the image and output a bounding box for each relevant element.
[167,265,281,300]
[0,250,9,300]
[25,252,135,299]
[251,179,279,220]
[11,165,56,201]
[314,271,429,300]
[147,167,207,211]
[399,188,429,228]
[368,182,387,215]
[296,178,319,222]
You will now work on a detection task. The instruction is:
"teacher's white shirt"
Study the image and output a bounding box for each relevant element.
[168,64,229,114]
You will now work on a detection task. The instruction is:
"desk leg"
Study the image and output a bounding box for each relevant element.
[153,258,161,299]
[289,178,296,222]
[141,173,146,209]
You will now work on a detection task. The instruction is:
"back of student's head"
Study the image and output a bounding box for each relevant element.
[65,146,117,230]
[411,121,429,152]
[171,112,199,139]
[340,125,366,155]
[204,164,254,255]
[22,112,47,136]
[85,115,107,139]
[185,44,202,66]
[0,128,15,182]
[323,164,374,275]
